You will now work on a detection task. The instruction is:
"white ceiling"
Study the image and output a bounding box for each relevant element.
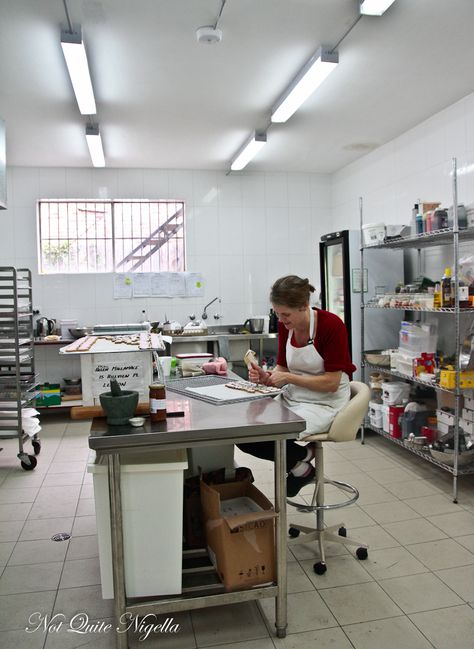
[1,0,474,173]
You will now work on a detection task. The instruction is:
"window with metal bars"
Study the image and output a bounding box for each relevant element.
[37,200,185,274]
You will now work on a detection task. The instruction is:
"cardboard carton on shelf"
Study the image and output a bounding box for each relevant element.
[200,480,276,592]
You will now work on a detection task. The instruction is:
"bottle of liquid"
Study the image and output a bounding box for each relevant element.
[433,283,442,309]
[457,281,470,308]
[416,211,423,235]
[269,308,278,333]
[412,203,419,234]
[441,267,453,307]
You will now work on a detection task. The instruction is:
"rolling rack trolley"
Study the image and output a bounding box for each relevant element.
[0,267,40,469]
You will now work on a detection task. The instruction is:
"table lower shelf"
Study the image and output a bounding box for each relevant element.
[364,423,474,476]
[124,547,278,616]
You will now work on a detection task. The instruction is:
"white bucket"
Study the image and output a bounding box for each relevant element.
[382,381,411,406]
[362,223,385,246]
[382,404,390,433]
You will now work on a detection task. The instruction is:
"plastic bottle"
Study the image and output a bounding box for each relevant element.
[416,211,423,235]
[441,267,453,307]
[433,283,442,309]
[412,203,419,234]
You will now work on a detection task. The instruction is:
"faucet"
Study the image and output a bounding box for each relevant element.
[201,297,220,320]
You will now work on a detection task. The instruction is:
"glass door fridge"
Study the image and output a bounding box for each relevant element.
[319,230,352,353]
[319,229,403,379]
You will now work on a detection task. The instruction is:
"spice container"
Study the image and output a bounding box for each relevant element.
[149,383,167,422]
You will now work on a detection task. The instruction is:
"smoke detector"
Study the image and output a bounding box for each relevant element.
[196,25,222,44]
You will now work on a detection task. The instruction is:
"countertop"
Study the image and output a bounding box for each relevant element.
[34,332,278,346]
[88,394,305,452]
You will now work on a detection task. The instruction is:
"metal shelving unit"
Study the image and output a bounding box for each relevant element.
[360,159,474,502]
[0,267,40,470]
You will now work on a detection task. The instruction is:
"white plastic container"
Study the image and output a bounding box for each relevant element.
[60,319,78,340]
[399,322,438,355]
[362,223,385,246]
[382,381,411,406]
[369,401,383,428]
[88,448,188,599]
[382,404,390,433]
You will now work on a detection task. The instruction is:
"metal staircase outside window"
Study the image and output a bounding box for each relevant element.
[38,200,185,274]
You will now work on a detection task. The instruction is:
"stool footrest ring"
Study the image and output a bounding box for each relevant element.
[287,478,359,512]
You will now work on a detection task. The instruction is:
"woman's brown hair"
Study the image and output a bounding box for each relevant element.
[270,275,315,309]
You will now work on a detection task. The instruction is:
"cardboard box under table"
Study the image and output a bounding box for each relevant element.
[200,480,277,591]
[88,448,188,599]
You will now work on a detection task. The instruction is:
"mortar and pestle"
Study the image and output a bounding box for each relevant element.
[99,379,139,425]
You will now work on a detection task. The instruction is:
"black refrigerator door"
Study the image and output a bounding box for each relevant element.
[319,230,352,354]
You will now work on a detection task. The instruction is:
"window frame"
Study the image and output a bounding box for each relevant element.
[37,199,186,275]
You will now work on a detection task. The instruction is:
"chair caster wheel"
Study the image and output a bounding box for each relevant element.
[288,527,300,538]
[313,561,327,575]
[356,547,368,560]
[20,455,37,471]
[32,441,41,455]
[338,526,347,537]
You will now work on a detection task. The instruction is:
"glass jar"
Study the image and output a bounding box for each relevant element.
[149,383,166,422]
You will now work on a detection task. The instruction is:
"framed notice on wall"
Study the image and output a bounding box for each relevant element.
[0,119,6,210]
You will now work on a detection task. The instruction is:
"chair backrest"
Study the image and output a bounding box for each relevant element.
[326,381,371,443]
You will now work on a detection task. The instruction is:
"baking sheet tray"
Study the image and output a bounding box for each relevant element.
[166,375,281,405]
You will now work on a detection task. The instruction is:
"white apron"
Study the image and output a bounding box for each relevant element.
[279,308,350,440]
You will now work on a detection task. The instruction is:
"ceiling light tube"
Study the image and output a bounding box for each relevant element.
[61,27,97,115]
[271,46,338,123]
[85,125,105,167]
[230,131,267,171]
[360,0,396,15]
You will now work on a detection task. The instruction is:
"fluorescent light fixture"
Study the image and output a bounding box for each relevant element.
[61,27,97,115]
[85,125,105,167]
[230,131,267,171]
[271,46,338,123]
[360,0,396,15]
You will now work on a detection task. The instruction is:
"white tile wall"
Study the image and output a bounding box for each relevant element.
[3,167,331,334]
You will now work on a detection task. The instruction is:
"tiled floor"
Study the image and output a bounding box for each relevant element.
[1,415,474,648]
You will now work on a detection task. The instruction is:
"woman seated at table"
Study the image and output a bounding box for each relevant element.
[237,274,355,496]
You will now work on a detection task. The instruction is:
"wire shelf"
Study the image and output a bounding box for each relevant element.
[363,227,474,250]
[364,423,474,476]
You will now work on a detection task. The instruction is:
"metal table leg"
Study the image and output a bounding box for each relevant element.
[274,438,287,638]
[107,453,129,649]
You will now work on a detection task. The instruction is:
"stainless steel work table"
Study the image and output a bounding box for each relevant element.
[88,395,306,647]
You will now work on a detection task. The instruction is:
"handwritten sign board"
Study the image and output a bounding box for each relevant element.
[92,356,148,399]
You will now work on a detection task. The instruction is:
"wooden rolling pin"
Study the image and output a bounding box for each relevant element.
[70,402,150,420]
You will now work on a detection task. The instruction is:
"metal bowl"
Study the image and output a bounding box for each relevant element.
[460,333,474,371]
[68,327,93,339]
[430,447,474,467]
[364,350,391,367]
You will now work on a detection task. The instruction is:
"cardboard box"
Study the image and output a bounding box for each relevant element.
[462,408,474,423]
[436,409,455,426]
[460,418,474,437]
[465,396,474,411]
[200,480,276,591]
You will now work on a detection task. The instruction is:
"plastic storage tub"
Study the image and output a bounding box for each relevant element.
[362,223,385,246]
[382,404,390,433]
[399,322,438,355]
[369,401,383,429]
[382,381,411,405]
[88,448,188,599]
